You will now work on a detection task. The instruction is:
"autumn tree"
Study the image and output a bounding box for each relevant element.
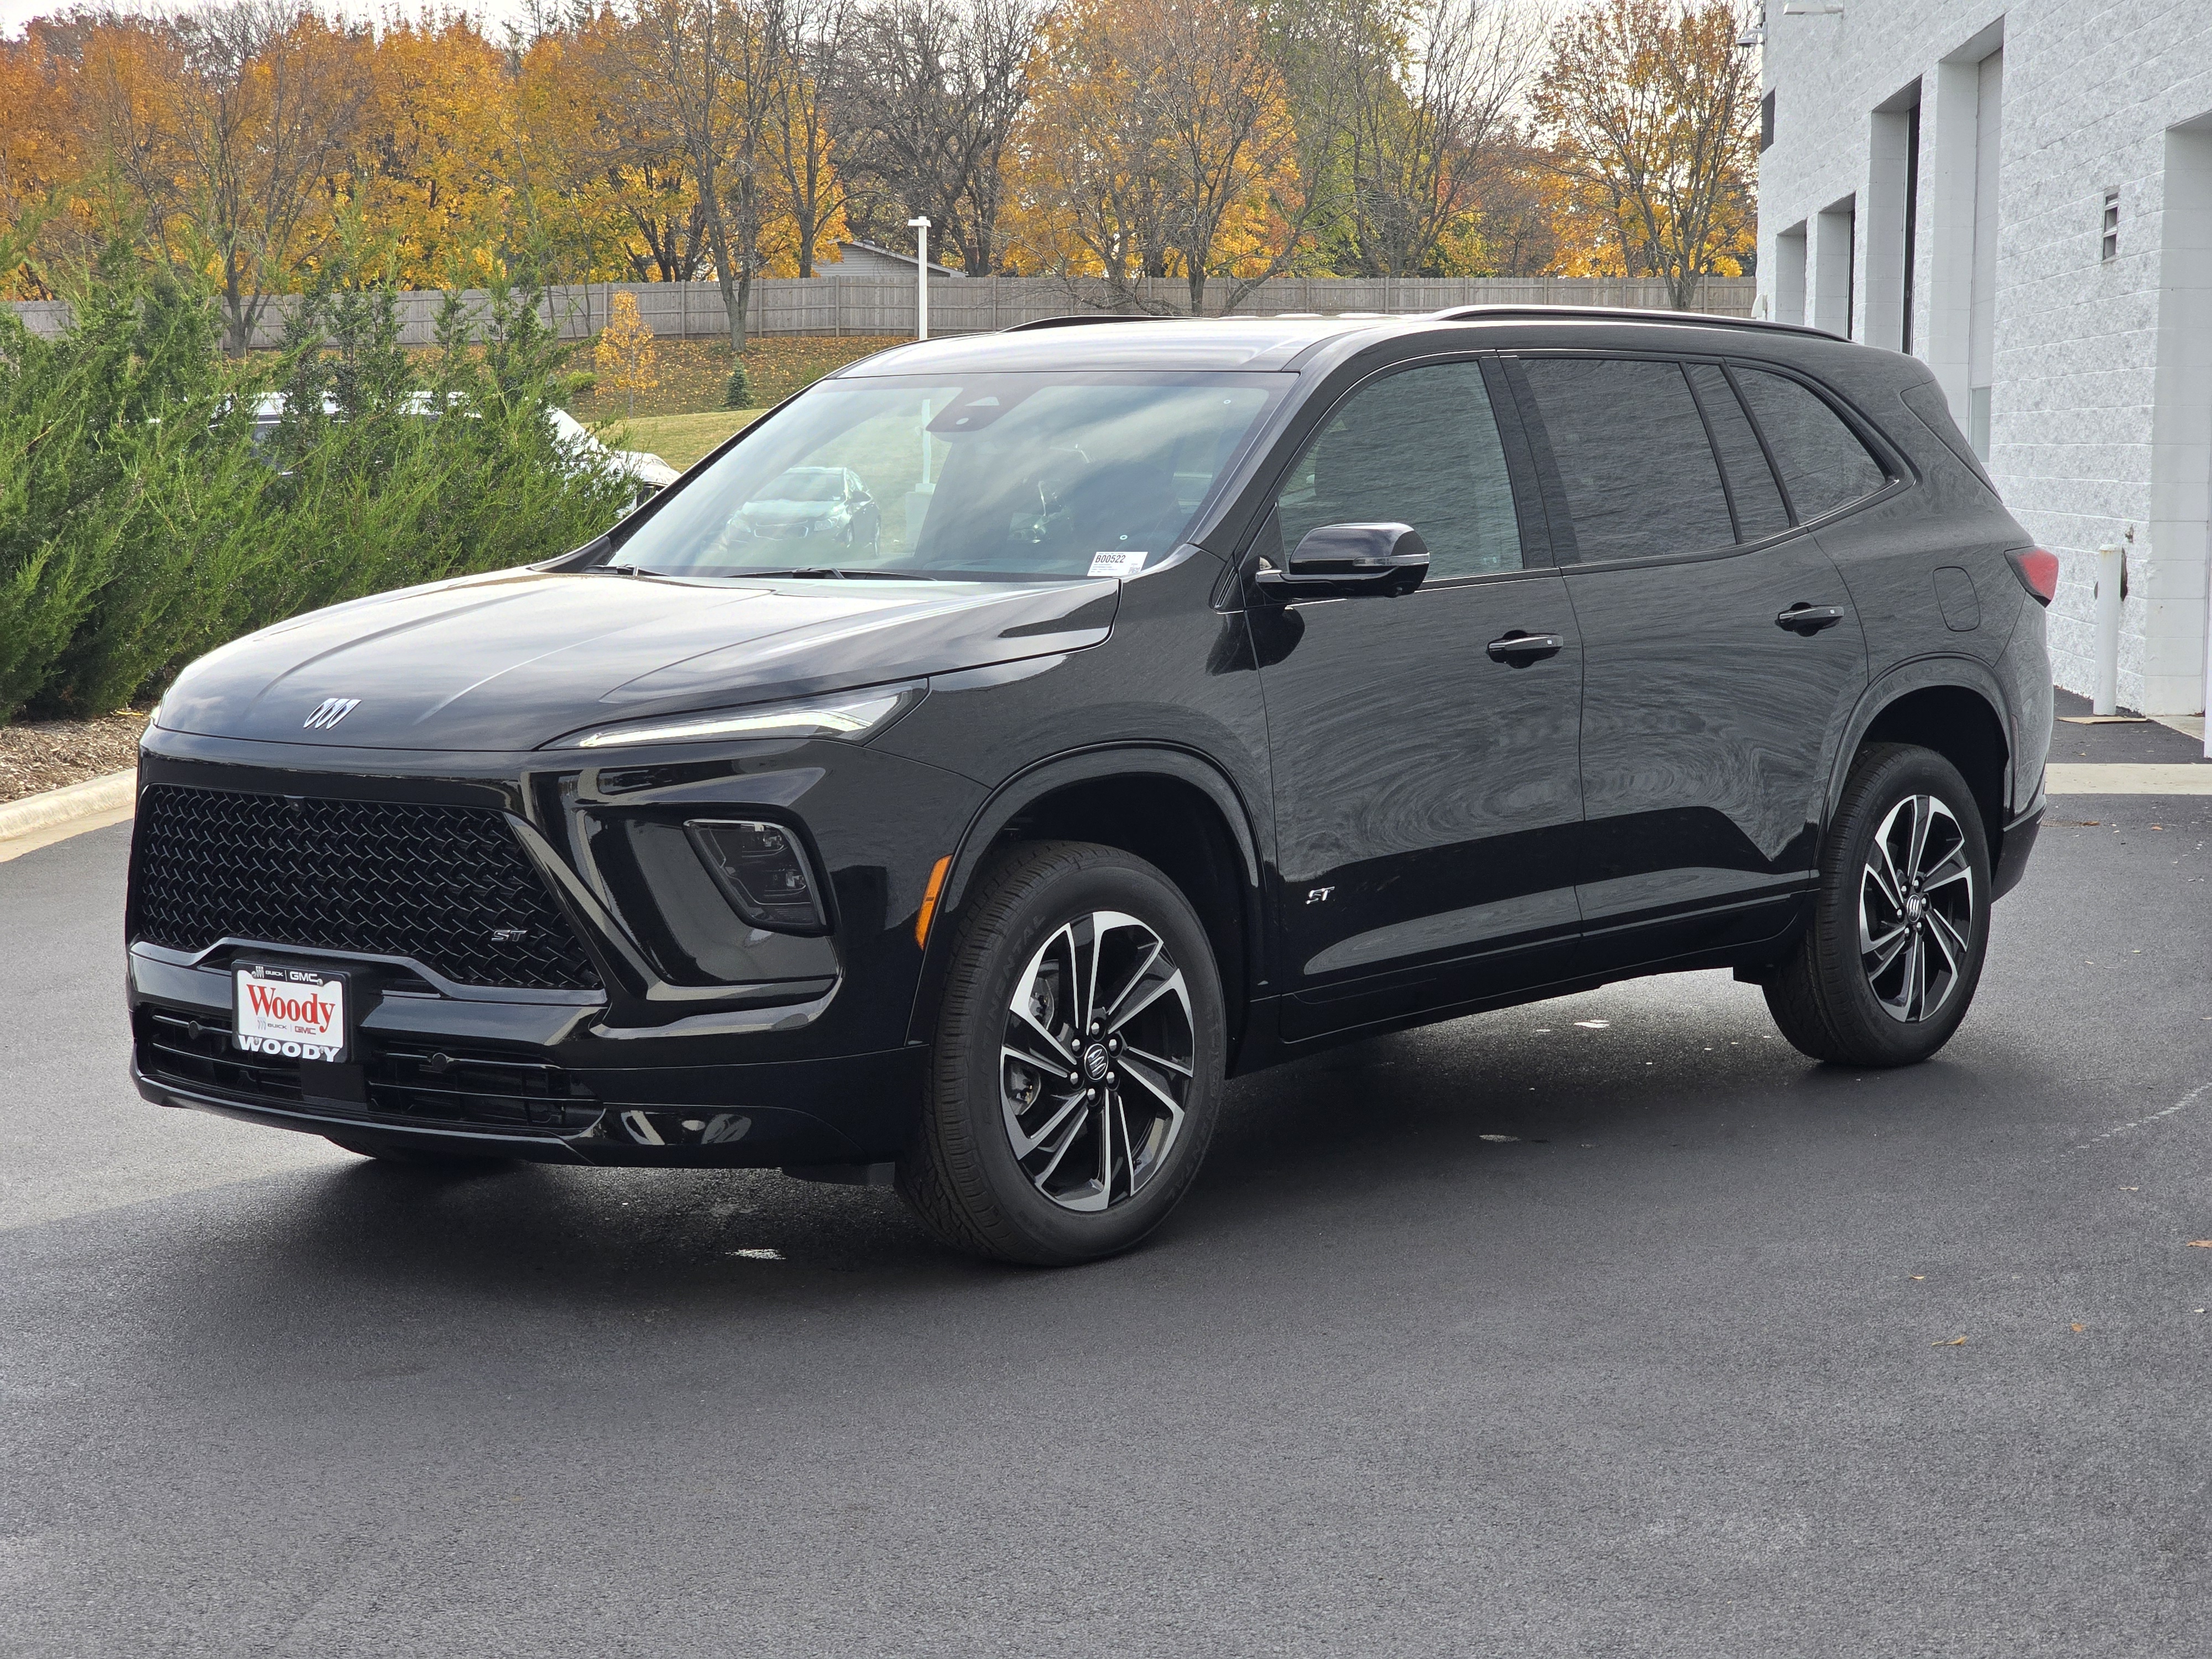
[593,286,658,413]
[1328,0,1542,277]
[760,0,847,277]
[0,24,87,296]
[1015,0,1319,315]
[1532,0,1758,306]
[633,0,781,346]
[830,0,1035,274]
[512,4,711,284]
[73,2,373,354]
[351,15,516,288]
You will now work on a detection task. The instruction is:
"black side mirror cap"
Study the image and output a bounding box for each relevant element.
[1254,523,1428,599]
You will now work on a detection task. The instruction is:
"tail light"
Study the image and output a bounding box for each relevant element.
[2007,547,2059,606]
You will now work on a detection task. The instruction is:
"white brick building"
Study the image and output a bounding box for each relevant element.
[1754,3,2212,716]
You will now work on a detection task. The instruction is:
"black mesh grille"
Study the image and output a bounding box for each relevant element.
[134,1006,599,1133]
[132,785,600,990]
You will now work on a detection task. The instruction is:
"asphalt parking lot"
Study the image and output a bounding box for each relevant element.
[4,763,2209,1655]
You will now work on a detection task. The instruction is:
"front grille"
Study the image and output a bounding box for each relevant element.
[132,785,600,991]
[135,1007,599,1133]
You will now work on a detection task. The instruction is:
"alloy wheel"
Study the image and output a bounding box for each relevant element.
[1000,910,1194,1213]
[1859,794,1975,1023]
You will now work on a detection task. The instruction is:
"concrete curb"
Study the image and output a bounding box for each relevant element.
[2045,763,2212,796]
[0,769,137,842]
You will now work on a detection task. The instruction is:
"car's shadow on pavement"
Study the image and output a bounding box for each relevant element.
[130,977,1999,1349]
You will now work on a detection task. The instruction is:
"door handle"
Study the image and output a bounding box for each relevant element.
[1776,603,1846,635]
[1486,631,1563,665]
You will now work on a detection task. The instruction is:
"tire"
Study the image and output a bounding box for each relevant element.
[1764,743,1993,1067]
[898,840,1227,1266]
[325,1134,512,1171]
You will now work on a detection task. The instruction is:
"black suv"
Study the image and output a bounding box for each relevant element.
[128,308,2056,1264]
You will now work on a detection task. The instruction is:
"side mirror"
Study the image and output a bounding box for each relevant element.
[1254,523,1428,599]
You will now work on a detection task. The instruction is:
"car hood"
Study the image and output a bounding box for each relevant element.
[156,567,1120,752]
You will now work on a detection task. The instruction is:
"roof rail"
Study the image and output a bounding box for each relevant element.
[1000,312,1172,332]
[1426,304,1840,341]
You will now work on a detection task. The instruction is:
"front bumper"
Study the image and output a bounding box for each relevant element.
[126,726,981,1164]
[131,1005,928,1167]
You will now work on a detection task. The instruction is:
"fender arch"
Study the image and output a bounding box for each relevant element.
[904,743,1268,1051]
[1828,656,2018,837]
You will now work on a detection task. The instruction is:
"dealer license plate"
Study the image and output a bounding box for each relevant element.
[233,964,349,1063]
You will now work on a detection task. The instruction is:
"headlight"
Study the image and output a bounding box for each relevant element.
[561,684,919,750]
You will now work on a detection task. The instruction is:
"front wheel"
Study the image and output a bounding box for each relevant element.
[898,841,1226,1266]
[1764,743,1993,1066]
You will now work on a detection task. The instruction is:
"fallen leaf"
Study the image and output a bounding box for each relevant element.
[2189,1241,2212,1249]
[1909,1275,1926,1281]
[2071,1324,2085,1333]
[1934,1336,1967,1347]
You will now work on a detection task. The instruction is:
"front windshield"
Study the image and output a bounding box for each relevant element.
[610,371,1284,581]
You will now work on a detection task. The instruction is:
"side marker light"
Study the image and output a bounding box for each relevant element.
[915,855,951,948]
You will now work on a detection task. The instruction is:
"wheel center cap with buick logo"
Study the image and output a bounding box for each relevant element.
[1082,1042,1111,1082]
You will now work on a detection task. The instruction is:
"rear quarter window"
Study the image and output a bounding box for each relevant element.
[1733,367,1889,520]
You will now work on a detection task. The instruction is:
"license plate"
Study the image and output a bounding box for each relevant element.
[233,964,348,1063]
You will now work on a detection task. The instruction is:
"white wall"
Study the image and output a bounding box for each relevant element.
[1757,2,2212,715]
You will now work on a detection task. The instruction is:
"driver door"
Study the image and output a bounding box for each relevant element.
[1249,357,1586,1040]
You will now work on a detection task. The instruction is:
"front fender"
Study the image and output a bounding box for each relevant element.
[901,742,1267,1050]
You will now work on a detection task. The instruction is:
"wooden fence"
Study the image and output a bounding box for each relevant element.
[8,274,1755,346]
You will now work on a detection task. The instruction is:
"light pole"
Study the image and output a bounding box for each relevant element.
[907,215,931,341]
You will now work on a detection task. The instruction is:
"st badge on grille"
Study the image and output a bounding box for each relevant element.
[303,697,360,730]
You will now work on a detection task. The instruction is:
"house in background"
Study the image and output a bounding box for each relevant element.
[823,239,963,279]
[1754,3,2212,718]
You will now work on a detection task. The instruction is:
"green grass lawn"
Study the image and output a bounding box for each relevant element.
[567,335,905,425]
[600,408,768,470]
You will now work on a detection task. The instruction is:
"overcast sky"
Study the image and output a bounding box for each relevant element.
[0,2,544,39]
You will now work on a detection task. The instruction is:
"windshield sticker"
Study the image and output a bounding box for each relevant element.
[1088,550,1149,578]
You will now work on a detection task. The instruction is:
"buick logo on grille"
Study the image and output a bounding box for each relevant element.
[303,697,360,731]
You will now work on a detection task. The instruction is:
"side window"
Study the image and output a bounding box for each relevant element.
[1274,359,1524,580]
[1686,363,1791,540]
[1513,357,1734,562]
[1733,367,1889,520]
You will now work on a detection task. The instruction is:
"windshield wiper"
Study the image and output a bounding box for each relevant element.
[717,566,950,581]
[591,564,949,581]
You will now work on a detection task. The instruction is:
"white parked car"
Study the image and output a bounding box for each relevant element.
[244,395,680,498]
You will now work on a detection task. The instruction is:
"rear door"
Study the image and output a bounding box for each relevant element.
[1501,353,1872,970]
[1251,355,1586,1039]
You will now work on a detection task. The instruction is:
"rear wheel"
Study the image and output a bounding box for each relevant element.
[898,841,1225,1266]
[1764,743,1992,1066]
